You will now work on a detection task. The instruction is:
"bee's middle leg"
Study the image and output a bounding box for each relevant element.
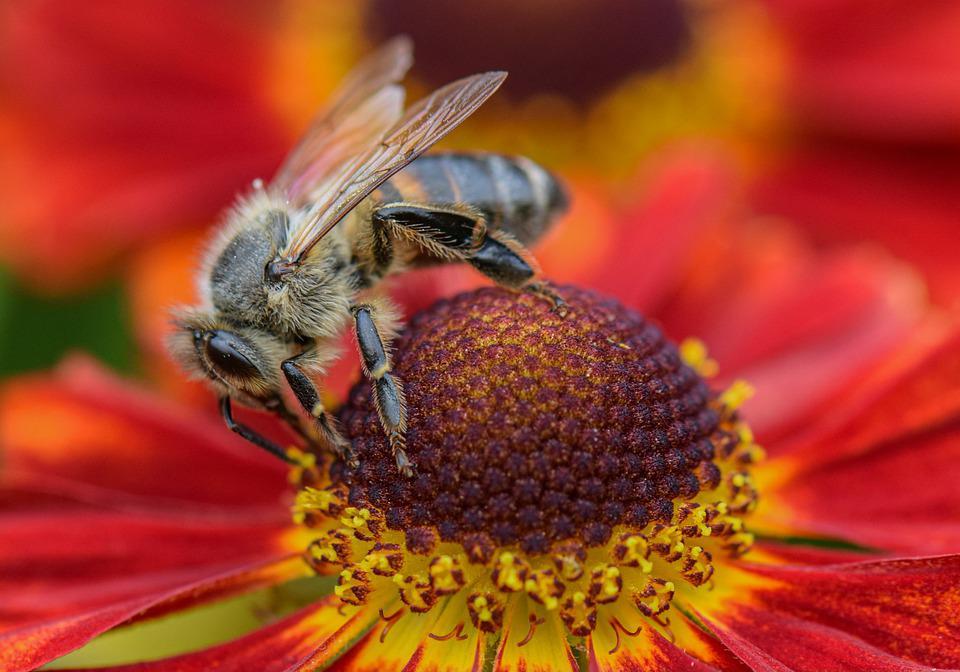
[351,302,413,477]
[281,352,355,467]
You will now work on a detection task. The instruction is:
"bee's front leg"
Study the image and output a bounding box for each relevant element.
[351,302,413,477]
[219,396,295,464]
[281,352,355,467]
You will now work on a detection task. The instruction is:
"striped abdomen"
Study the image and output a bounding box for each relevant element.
[371,152,568,247]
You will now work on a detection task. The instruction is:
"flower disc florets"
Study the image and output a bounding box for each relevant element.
[344,287,723,551]
[293,286,763,642]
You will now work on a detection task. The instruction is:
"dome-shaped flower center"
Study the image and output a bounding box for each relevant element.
[343,288,723,553]
[291,286,762,643]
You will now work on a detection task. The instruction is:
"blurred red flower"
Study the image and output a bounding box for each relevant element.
[0,0,353,290]
[761,0,960,141]
[753,0,960,305]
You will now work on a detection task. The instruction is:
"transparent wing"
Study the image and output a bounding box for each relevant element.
[271,36,413,203]
[282,71,507,261]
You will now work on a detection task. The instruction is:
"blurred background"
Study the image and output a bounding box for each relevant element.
[1,0,958,382]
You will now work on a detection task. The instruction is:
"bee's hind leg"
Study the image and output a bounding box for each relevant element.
[467,231,568,316]
[522,280,569,317]
[351,301,413,477]
[281,352,356,468]
[372,203,564,313]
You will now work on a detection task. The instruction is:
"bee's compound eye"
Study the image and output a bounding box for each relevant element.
[205,331,260,379]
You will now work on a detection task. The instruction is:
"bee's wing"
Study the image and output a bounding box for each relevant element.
[282,71,507,261]
[272,36,413,202]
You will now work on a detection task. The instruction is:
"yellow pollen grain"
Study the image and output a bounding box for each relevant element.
[494,552,527,592]
[363,550,396,575]
[286,448,318,485]
[599,566,621,598]
[471,595,493,623]
[720,380,755,410]
[310,542,338,563]
[342,507,370,528]
[293,487,345,525]
[622,536,653,573]
[679,338,719,377]
[430,555,461,593]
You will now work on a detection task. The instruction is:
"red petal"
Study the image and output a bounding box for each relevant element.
[59,598,378,672]
[752,541,874,567]
[778,322,960,461]
[757,326,960,553]
[0,556,305,672]
[0,509,298,632]
[764,421,960,554]
[0,357,289,511]
[657,219,921,442]
[702,608,933,672]
[707,555,960,669]
[589,146,737,314]
[755,146,960,306]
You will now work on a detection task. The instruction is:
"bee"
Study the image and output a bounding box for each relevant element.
[169,37,568,476]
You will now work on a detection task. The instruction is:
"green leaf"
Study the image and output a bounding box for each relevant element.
[0,267,138,377]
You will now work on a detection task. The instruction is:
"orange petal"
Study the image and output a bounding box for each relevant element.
[588,612,737,671]
[326,600,443,672]
[403,592,486,672]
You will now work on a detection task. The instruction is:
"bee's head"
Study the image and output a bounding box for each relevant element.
[167,308,286,402]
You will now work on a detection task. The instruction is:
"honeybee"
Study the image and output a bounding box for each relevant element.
[169,37,567,476]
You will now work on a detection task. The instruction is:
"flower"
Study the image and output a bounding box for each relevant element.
[300,286,762,666]
[3,144,958,669]
[758,0,960,142]
[0,0,356,290]
[3,4,958,666]
[746,0,960,306]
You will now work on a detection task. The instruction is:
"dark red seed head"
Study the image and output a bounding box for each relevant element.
[338,286,721,555]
